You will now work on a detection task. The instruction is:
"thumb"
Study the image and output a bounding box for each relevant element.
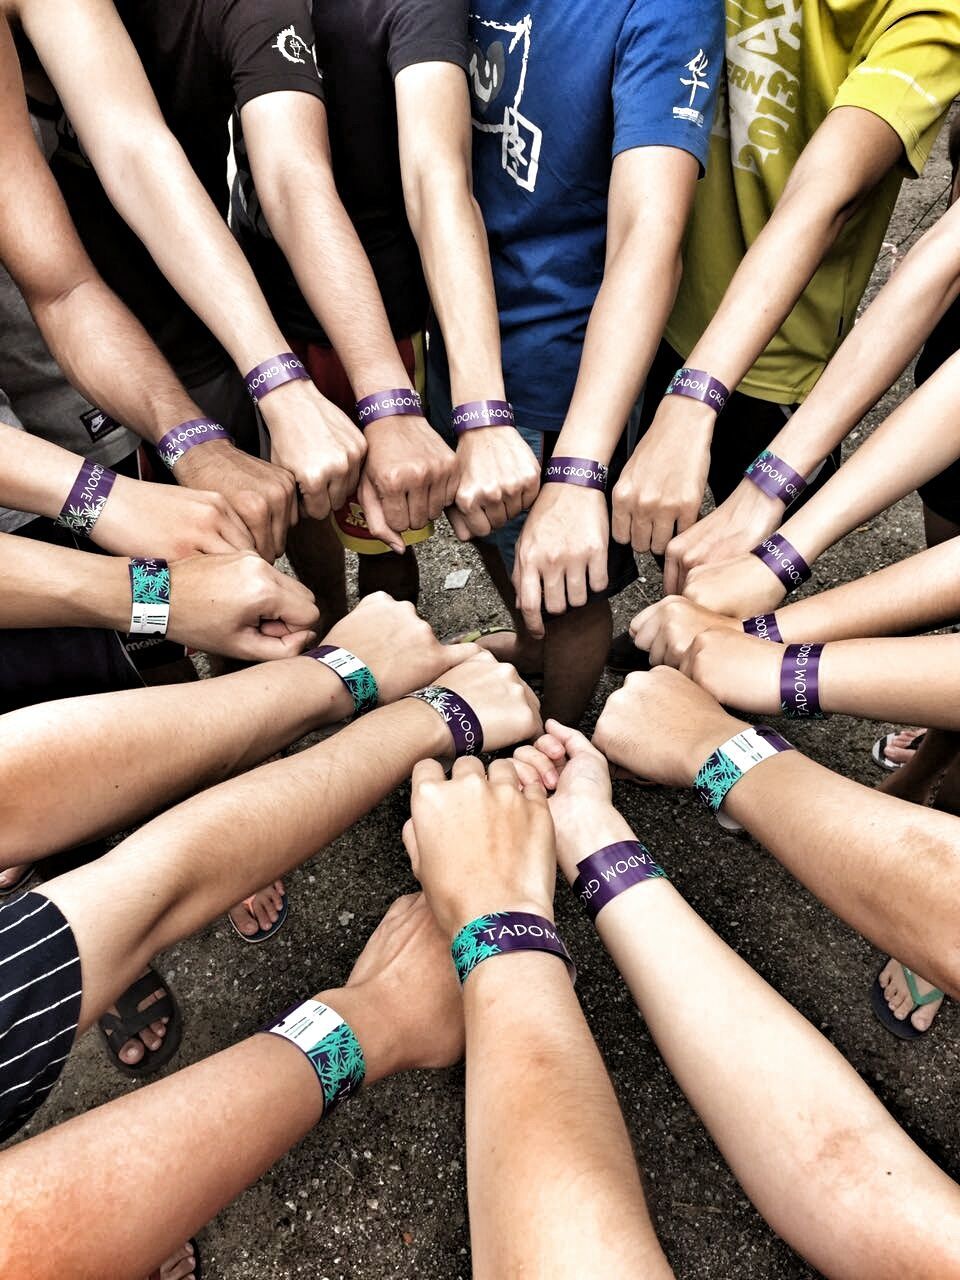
[235,629,316,662]
[445,504,473,542]
[358,475,406,555]
[435,640,483,670]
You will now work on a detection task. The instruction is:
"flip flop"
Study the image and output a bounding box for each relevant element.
[228,888,288,944]
[0,862,38,901]
[149,1239,202,1280]
[871,730,926,772]
[871,963,944,1041]
[98,968,183,1078]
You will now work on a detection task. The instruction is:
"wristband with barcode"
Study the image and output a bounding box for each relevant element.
[156,419,232,469]
[572,841,666,921]
[128,556,170,637]
[543,456,608,492]
[306,645,378,716]
[264,998,365,1116]
[355,388,423,428]
[451,399,515,434]
[780,643,826,719]
[451,911,576,985]
[664,368,730,414]
[742,613,782,643]
[744,451,808,506]
[244,352,311,405]
[694,725,794,827]
[55,460,117,536]
[750,533,811,593]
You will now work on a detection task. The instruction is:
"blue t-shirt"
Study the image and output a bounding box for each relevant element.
[465,1,722,431]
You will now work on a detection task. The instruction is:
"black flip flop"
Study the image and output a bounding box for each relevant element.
[228,888,289,944]
[871,964,943,1041]
[871,730,926,772]
[149,1239,202,1280]
[98,968,183,1077]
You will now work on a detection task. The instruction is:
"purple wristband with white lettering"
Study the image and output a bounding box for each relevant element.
[405,685,483,756]
[744,451,808,506]
[664,367,730,414]
[572,841,667,921]
[742,613,783,643]
[751,533,811,593]
[780,643,826,719]
[156,419,231,470]
[543,455,608,492]
[55,459,117,536]
[244,352,310,406]
[451,399,516,434]
[451,911,576,985]
[355,388,423,428]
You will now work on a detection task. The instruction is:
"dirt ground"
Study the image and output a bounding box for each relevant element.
[17,121,960,1278]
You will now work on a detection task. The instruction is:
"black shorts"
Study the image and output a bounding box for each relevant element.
[633,341,841,511]
[0,892,81,1144]
[914,297,960,525]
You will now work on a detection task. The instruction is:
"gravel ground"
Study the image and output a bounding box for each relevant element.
[15,118,960,1279]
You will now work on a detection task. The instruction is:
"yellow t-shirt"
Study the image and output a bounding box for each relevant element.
[666,0,960,404]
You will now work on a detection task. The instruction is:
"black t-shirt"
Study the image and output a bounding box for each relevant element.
[232,0,468,346]
[42,0,323,383]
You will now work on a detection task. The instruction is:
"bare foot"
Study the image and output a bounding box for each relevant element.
[103,969,170,1067]
[228,880,285,937]
[150,1239,197,1280]
[878,958,944,1034]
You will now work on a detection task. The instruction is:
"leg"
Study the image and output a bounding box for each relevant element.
[286,516,349,629]
[357,546,419,603]
[542,597,612,724]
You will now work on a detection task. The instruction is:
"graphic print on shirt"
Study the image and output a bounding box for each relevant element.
[676,49,712,127]
[714,0,803,176]
[468,13,541,192]
[272,23,320,72]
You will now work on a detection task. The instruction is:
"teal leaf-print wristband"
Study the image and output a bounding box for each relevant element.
[694,725,793,827]
[306,645,379,715]
[265,998,365,1115]
[452,911,576,986]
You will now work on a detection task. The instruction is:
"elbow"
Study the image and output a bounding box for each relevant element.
[403,167,475,239]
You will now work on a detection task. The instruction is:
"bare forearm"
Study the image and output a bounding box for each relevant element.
[0,425,84,516]
[818,635,960,725]
[464,955,668,1279]
[0,533,129,629]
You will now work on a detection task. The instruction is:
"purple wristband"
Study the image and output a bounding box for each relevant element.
[405,685,483,756]
[355,388,423,428]
[451,399,516,434]
[543,456,608,492]
[745,451,808,506]
[742,613,783,643]
[751,533,811,593]
[780,643,826,719]
[55,459,117,536]
[244,352,310,405]
[156,419,231,469]
[572,841,667,921]
[451,911,576,985]
[664,367,730,414]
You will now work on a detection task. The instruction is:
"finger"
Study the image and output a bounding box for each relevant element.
[271,580,322,631]
[516,562,546,641]
[542,719,596,761]
[675,502,700,538]
[235,630,317,662]
[513,755,548,791]
[513,743,559,789]
[462,501,493,538]
[274,628,317,656]
[218,505,257,552]
[445,504,475,542]
[202,527,247,556]
[406,481,430,532]
[358,480,406,554]
[519,475,541,514]
[301,485,333,523]
[663,543,682,596]
[442,466,460,511]
[650,515,675,558]
[586,547,608,596]
[503,487,525,522]
[541,571,567,618]
[436,640,483,670]
[610,487,631,546]
[379,487,413,540]
[531,732,566,761]
[482,499,509,532]
[488,757,521,788]
[269,492,290,563]
[564,564,588,610]
[450,756,487,781]
[631,518,653,555]
[411,758,447,792]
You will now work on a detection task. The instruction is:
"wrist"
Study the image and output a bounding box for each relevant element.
[169,435,236,481]
[293,653,356,722]
[314,984,399,1087]
[73,554,132,630]
[687,715,750,784]
[394,696,461,760]
[550,799,635,880]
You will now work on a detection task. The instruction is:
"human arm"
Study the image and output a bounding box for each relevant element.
[514,146,700,637]
[663,198,960,589]
[620,106,906,563]
[0,536,319,658]
[396,61,539,539]
[404,757,672,1279]
[0,894,464,1280]
[593,668,960,998]
[511,724,960,1280]
[0,593,480,861]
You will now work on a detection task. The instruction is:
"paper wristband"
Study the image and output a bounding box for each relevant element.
[451,911,576,985]
[780,643,826,719]
[543,456,609,492]
[244,353,311,406]
[694,725,794,817]
[451,399,515,434]
[55,460,117,536]
[128,556,170,637]
[744,450,808,506]
[664,367,730,414]
[306,644,378,715]
[404,685,483,756]
[750,533,811,592]
[264,998,365,1115]
[355,388,423,428]
[572,841,667,921]
[156,419,231,469]
[742,613,783,643]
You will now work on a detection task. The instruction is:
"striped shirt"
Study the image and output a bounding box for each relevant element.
[0,892,82,1142]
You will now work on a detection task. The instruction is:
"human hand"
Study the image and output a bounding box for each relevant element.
[320,593,481,703]
[683,550,788,618]
[404,757,556,939]
[167,550,319,660]
[680,628,783,715]
[446,428,540,540]
[321,894,464,1080]
[432,651,543,754]
[663,477,785,594]
[629,596,740,668]
[90,474,254,559]
[512,484,608,639]
[594,667,746,786]
[611,396,713,554]
[262,380,366,521]
[171,439,298,563]
[357,416,458,553]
